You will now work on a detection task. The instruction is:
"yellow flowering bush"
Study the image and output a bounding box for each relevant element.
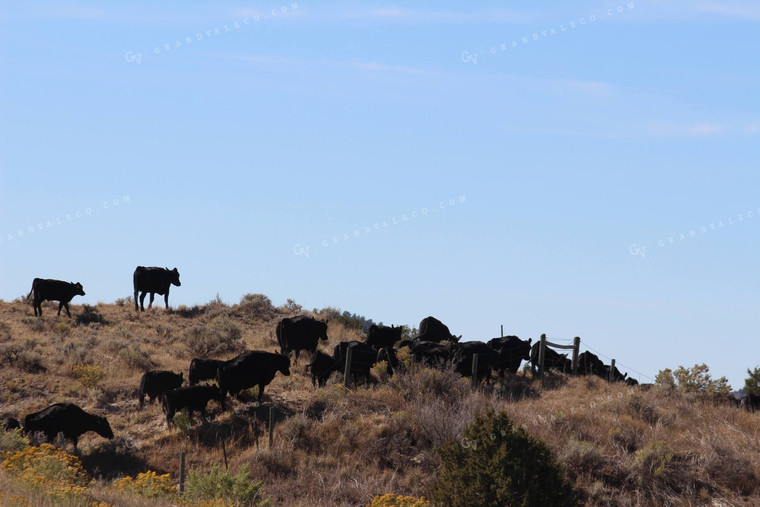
[73,364,105,389]
[367,494,431,507]
[1,443,90,502]
[112,470,176,499]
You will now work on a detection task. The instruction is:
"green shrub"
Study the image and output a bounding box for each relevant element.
[75,305,107,326]
[0,428,29,458]
[238,293,277,320]
[182,316,243,358]
[185,463,271,506]
[430,409,575,507]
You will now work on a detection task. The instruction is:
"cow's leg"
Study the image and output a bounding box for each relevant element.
[164,292,170,309]
[57,301,64,316]
[257,384,265,401]
[166,409,174,428]
[139,292,147,311]
[63,302,71,317]
[294,349,300,364]
[134,290,139,311]
[34,300,41,316]
[148,293,155,309]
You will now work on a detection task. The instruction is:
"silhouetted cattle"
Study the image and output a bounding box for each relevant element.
[604,364,627,382]
[306,351,339,387]
[139,370,183,408]
[133,266,181,311]
[27,278,85,317]
[365,324,403,350]
[625,377,639,387]
[1,417,20,430]
[487,336,532,376]
[452,341,493,380]
[276,316,328,363]
[23,403,113,452]
[161,385,225,428]
[333,341,378,384]
[376,347,401,375]
[577,351,605,377]
[530,342,571,374]
[407,340,454,368]
[217,351,290,402]
[415,316,460,343]
[189,358,226,385]
[740,393,760,412]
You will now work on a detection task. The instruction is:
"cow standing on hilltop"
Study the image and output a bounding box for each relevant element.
[415,316,461,343]
[27,278,85,317]
[217,351,290,402]
[23,403,113,452]
[276,316,328,363]
[133,266,181,311]
[365,324,403,350]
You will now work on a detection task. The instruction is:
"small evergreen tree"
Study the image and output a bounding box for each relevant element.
[430,409,575,507]
[744,366,760,396]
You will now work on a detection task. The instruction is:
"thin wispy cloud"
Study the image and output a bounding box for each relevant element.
[209,52,443,77]
[646,121,727,138]
[696,1,760,20]
[321,6,541,24]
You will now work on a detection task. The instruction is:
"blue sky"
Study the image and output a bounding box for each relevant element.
[1,0,758,387]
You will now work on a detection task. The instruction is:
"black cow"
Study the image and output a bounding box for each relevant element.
[189,358,226,385]
[740,393,760,412]
[133,266,181,311]
[625,377,639,387]
[577,351,605,377]
[333,341,378,384]
[415,316,461,343]
[306,351,340,387]
[604,364,627,382]
[452,341,494,380]
[139,370,183,408]
[27,278,85,317]
[407,340,454,368]
[530,342,571,374]
[487,336,532,376]
[23,403,113,452]
[161,385,225,428]
[365,324,403,350]
[276,316,328,363]
[1,417,20,430]
[217,351,291,402]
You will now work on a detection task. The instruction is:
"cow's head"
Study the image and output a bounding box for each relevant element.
[96,415,114,440]
[278,354,291,376]
[318,320,329,341]
[73,282,85,296]
[166,267,181,286]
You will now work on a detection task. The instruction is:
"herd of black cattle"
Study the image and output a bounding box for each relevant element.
[6,268,759,453]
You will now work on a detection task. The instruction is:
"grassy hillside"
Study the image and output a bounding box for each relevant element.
[0,297,758,506]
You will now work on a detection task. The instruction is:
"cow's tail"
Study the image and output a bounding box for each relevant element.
[26,279,37,303]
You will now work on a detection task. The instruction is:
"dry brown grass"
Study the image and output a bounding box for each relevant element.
[1,299,760,506]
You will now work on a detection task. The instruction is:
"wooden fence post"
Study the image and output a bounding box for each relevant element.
[471,354,479,386]
[571,336,580,375]
[179,451,186,495]
[268,406,275,448]
[538,334,547,378]
[500,325,503,338]
[343,346,353,388]
[609,359,616,382]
